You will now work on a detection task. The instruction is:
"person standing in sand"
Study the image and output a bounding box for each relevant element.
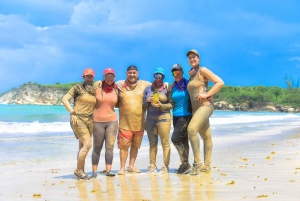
[62,68,97,180]
[95,65,170,175]
[169,64,193,174]
[143,67,172,174]
[186,49,224,175]
[91,68,119,178]
[115,65,151,175]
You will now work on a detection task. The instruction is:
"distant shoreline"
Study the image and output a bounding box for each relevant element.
[0,83,299,113]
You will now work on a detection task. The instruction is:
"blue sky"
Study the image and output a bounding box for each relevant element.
[1,0,300,93]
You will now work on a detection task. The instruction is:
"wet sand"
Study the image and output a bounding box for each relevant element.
[1,132,300,201]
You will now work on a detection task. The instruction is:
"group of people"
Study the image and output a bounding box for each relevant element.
[62,49,224,180]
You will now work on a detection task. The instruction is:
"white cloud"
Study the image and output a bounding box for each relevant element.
[0,14,38,45]
[35,26,49,31]
[289,57,300,61]
[200,7,300,41]
[70,0,111,26]
[249,51,261,56]
[1,0,300,92]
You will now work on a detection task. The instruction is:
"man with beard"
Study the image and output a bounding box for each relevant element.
[115,65,151,175]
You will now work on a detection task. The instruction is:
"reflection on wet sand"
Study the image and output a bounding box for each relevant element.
[74,172,216,201]
[119,175,146,200]
[75,180,90,201]
[91,176,116,200]
[189,172,216,200]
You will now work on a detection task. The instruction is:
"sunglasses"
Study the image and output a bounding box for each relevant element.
[172,70,182,77]
[154,73,164,79]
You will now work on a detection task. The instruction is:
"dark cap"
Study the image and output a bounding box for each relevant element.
[186,49,200,58]
[127,65,138,71]
[171,64,183,72]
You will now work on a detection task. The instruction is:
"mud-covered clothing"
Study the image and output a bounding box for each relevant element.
[172,116,191,163]
[92,121,118,166]
[117,129,144,149]
[171,114,192,164]
[70,117,93,139]
[187,66,214,166]
[92,86,119,167]
[188,105,213,166]
[142,86,173,119]
[143,86,172,166]
[67,84,96,138]
[170,80,192,164]
[116,80,150,131]
[68,84,96,116]
[187,66,210,113]
[171,79,192,117]
[93,87,118,122]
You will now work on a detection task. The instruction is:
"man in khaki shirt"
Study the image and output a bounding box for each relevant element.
[116,65,151,175]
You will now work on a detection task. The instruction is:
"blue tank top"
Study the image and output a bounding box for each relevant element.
[171,82,192,117]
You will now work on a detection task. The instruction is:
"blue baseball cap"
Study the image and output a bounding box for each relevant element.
[153,67,165,75]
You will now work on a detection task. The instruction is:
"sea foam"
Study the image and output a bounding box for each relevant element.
[210,113,300,125]
[0,121,71,134]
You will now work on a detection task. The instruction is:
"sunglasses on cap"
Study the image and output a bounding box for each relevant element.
[172,70,182,77]
[154,73,164,79]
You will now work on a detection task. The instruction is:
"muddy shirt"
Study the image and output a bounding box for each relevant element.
[68,84,96,115]
[93,87,118,122]
[187,66,210,114]
[142,86,172,120]
[116,80,150,131]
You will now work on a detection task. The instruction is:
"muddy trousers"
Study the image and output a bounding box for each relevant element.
[171,115,192,164]
[146,118,171,166]
[188,105,214,166]
[92,121,118,166]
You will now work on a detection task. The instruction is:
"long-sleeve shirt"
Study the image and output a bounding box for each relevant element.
[142,86,173,120]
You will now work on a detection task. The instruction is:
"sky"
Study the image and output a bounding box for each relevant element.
[0,0,300,93]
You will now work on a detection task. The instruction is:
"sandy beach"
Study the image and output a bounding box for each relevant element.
[1,129,299,201]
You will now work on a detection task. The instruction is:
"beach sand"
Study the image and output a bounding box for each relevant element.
[1,132,300,201]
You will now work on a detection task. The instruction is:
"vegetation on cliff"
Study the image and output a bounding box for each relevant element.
[43,82,81,92]
[1,79,299,110]
[213,85,300,108]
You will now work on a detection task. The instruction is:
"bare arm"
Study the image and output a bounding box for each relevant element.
[62,93,75,114]
[196,67,224,101]
[62,93,80,125]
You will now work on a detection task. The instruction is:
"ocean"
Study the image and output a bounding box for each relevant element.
[1,104,300,168]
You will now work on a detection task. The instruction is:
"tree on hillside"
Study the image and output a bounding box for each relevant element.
[271,87,281,99]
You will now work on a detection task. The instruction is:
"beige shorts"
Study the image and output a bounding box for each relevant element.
[70,116,93,139]
[117,128,144,149]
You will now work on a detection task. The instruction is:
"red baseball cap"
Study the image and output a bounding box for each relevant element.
[82,68,95,77]
[103,68,115,75]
